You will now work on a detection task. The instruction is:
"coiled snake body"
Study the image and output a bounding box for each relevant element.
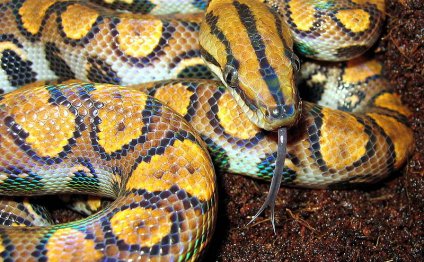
[0,0,415,261]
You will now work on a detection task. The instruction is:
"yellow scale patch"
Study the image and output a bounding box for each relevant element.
[110,207,171,247]
[117,14,163,57]
[153,83,193,116]
[10,223,26,227]
[343,57,382,84]
[367,113,414,169]
[335,9,370,33]
[173,57,205,78]
[374,93,412,117]
[288,0,316,31]
[177,208,207,260]
[319,108,368,170]
[61,4,99,40]
[217,92,260,139]
[0,236,4,262]
[104,0,134,4]
[19,0,65,35]
[126,139,214,201]
[91,89,147,154]
[46,228,102,261]
[87,196,102,212]
[3,88,76,157]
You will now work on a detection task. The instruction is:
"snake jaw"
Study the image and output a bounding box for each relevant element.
[247,127,287,233]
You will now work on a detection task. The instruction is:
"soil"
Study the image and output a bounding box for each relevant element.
[52,0,423,261]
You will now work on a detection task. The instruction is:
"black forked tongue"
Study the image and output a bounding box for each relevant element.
[247,127,287,234]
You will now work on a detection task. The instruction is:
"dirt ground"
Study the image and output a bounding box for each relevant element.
[202,0,423,261]
[51,0,423,261]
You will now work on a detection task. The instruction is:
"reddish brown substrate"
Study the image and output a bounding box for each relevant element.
[203,0,423,261]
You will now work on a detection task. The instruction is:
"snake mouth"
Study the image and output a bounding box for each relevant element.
[234,95,271,130]
[228,85,302,131]
[234,96,300,131]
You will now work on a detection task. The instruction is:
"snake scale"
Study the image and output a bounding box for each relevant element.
[0,0,415,261]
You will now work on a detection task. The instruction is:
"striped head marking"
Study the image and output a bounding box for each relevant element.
[200,0,301,130]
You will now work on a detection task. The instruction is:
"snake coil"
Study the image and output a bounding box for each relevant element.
[0,0,414,261]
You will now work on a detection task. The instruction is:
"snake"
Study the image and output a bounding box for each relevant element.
[0,0,415,261]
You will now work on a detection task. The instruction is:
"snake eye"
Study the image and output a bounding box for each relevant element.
[223,64,238,88]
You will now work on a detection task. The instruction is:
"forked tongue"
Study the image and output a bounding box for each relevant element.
[247,127,287,233]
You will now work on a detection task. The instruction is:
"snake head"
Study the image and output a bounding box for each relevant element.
[199,0,301,130]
